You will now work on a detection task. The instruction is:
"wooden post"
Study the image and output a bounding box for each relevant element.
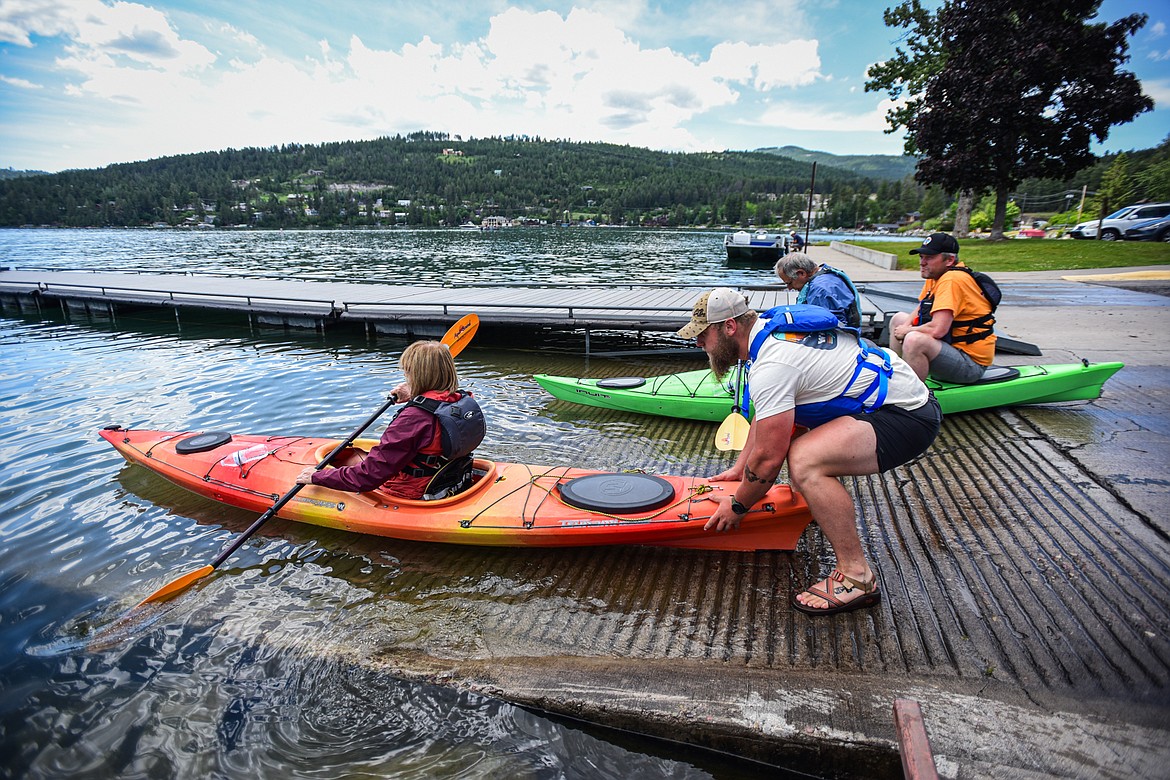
[893,698,939,780]
[804,161,817,251]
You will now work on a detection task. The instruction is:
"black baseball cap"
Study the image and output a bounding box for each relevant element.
[910,232,960,255]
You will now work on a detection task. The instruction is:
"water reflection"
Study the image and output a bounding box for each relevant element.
[9,616,726,779]
[0,282,797,778]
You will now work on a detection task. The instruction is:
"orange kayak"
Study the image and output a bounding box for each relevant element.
[100,427,813,552]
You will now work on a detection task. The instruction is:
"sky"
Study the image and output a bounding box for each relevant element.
[0,0,1167,173]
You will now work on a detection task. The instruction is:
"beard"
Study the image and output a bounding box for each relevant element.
[707,327,741,379]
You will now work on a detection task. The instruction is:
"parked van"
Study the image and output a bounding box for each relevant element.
[1069,202,1170,241]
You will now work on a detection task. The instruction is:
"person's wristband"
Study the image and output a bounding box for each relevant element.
[729,496,749,516]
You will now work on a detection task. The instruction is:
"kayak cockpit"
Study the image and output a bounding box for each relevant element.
[311,441,498,506]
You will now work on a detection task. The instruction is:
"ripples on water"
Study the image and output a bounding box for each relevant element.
[0,229,796,779]
[0,225,912,287]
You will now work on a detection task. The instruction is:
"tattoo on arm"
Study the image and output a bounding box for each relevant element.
[744,465,770,484]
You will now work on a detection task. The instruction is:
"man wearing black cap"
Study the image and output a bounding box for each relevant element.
[887,233,997,384]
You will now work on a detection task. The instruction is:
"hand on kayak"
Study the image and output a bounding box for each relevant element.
[709,465,743,482]
[295,466,316,485]
[704,497,743,532]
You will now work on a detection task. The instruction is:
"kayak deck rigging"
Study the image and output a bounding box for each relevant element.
[102,427,812,551]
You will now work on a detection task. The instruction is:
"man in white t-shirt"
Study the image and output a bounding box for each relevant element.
[677,288,941,616]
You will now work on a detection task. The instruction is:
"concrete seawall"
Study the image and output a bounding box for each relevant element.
[829,240,899,270]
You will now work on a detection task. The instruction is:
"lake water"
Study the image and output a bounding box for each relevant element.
[0,228,868,779]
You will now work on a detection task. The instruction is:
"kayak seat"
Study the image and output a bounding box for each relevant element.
[976,366,1021,384]
[312,442,499,505]
[422,454,476,500]
[596,376,647,389]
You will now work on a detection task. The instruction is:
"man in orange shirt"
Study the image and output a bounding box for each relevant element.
[887,233,996,383]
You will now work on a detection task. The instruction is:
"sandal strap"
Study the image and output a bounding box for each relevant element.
[803,579,848,608]
[830,569,877,594]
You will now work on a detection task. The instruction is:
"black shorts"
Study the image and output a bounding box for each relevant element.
[852,393,941,473]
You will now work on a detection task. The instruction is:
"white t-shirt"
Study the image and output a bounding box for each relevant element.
[748,321,930,422]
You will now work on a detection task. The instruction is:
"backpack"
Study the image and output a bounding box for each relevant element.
[947,266,1002,311]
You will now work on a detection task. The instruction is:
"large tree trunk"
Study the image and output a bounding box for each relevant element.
[953,190,975,237]
[990,187,1009,241]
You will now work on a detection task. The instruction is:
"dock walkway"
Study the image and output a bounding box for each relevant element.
[0,267,896,344]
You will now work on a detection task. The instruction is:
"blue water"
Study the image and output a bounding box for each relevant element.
[0,225,909,285]
[0,228,815,779]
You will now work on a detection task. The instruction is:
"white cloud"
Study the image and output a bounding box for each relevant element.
[704,39,822,89]
[755,96,901,134]
[1150,21,1165,39]
[0,0,80,46]
[1140,77,1170,105]
[0,74,42,88]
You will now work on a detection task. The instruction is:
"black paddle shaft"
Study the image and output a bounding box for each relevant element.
[209,394,398,569]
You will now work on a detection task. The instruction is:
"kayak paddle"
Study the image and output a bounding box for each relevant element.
[715,411,749,451]
[137,313,480,606]
[715,361,749,451]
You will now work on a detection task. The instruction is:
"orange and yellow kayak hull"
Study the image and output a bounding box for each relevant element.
[100,427,813,552]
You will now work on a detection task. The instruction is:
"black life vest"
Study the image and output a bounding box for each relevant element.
[916,266,999,345]
[399,390,485,491]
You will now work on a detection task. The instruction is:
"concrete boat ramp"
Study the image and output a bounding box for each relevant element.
[4,253,1170,777]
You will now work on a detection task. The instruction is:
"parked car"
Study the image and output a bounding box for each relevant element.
[1123,216,1170,242]
[1068,202,1170,241]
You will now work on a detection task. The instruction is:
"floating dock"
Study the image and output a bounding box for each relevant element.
[0,268,893,350]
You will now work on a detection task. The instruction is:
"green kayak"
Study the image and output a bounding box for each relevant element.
[534,361,1124,421]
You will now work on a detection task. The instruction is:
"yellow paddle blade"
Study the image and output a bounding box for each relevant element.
[715,412,750,451]
[442,313,479,358]
[137,565,214,606]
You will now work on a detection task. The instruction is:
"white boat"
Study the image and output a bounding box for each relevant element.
[724,230,786,263]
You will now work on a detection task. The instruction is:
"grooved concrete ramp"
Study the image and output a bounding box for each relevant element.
[354,394,1170,777]
[358,260,1170,779]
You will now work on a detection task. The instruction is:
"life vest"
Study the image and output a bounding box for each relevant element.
[399,389,485,493]
[745,304,893,429]
[795,263,863,329]
[915,266,999,345]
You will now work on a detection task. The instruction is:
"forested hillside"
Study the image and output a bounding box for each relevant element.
[2,131,1164,231]
[0,132,871,229]
[760,146,919,181]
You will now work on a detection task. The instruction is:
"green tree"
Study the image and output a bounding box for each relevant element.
[867,0,1153,240]
[968,193,1021,231]
[1134,137,1170,202]
[1096,152,1135,230]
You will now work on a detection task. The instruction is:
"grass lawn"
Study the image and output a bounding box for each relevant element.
[845,239,1170,272]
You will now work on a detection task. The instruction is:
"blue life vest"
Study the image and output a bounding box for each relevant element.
[744,304,893,428]
[795,264,863,329]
